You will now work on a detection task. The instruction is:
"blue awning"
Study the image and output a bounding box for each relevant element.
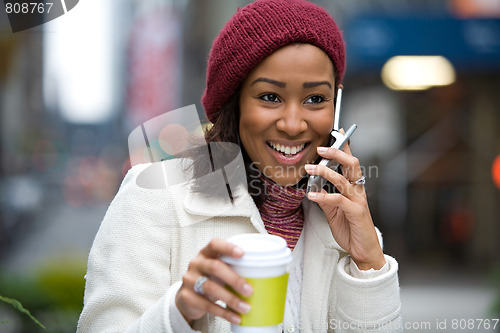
[344,15,500,73]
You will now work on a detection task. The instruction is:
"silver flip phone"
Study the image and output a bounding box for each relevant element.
[306,87,357,194]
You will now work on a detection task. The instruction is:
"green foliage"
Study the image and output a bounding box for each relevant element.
[0,256,87,333]
[0,295,46,329]
[36,259,87,310]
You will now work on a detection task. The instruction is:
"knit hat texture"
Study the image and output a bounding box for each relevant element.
[202,0,345,123]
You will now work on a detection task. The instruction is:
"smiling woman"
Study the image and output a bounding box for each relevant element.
[77,1,402,332]
[239,43,335,187]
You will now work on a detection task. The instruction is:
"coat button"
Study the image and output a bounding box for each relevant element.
[287,325,295,333]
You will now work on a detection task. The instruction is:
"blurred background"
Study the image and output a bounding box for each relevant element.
[0,0,499,332]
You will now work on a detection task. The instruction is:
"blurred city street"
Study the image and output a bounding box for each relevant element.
[1,0,500,332]
[2,195,106,274]
[401,285,496,332]
[400,265,497,332]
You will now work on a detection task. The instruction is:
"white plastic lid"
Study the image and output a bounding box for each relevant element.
[221,234,292,267]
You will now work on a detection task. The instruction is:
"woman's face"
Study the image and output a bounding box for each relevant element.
[239,43,335,186]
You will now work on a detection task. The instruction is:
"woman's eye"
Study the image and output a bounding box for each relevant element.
[259,93,281,103]
[305,95,325,104]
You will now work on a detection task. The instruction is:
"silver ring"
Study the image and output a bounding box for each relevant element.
[350,176,366,185]
[194,276,209,295]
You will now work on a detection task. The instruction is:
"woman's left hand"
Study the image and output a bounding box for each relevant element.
[304,143,386,270]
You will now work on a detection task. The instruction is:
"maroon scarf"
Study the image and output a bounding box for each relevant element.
[258,176,306,250]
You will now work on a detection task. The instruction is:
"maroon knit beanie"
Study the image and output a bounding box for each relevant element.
[202,0,345,124]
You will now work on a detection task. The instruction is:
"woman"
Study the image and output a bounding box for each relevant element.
[77,0,402,332]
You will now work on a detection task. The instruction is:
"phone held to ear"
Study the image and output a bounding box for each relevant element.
[306,124,357,194]
[306,86,358,194]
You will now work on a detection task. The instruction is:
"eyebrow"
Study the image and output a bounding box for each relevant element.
[303,81,332,89]
[250,77,332,90]
[250,77,286,88]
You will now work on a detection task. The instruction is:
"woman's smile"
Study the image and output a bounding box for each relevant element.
[265,140,309,166]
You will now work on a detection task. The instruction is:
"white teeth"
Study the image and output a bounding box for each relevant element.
[268,142,306,156]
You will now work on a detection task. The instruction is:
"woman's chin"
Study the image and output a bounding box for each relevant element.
[268,174,305,187]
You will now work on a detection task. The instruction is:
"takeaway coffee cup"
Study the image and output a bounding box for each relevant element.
[221,233,292,333]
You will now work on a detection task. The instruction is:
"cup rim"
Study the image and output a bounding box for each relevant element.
[221,234,292,267]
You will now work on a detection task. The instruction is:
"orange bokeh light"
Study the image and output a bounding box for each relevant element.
[493,155,500,190]
[158,123,189,155]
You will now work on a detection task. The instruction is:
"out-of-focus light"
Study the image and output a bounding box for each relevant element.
[381,56,456,90]
[450,0,500,18]
[159,124,189,156]
[493,155,500,190]
[43,0,115,124]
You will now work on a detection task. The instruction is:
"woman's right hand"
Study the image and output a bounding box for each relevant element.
[175,238,254,326]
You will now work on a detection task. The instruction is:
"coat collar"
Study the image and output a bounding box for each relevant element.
[180,170,345,252]
[181,144,256,218]
[181,179,345,252]
[133,144,343,251]
[180,177,268,233]
[182,174,255,219]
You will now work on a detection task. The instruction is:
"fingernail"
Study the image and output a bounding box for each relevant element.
[308,192,318,199]
[232,246,244,257]
[238,302,251,314]
[304,164,316,171]
[317,147,328,153]
[242,283,253,296]
[231,315,241,324]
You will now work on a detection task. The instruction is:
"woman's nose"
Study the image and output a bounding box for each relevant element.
[276,103,307,136]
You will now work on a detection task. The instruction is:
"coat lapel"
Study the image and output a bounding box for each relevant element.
[180,171,268,234]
